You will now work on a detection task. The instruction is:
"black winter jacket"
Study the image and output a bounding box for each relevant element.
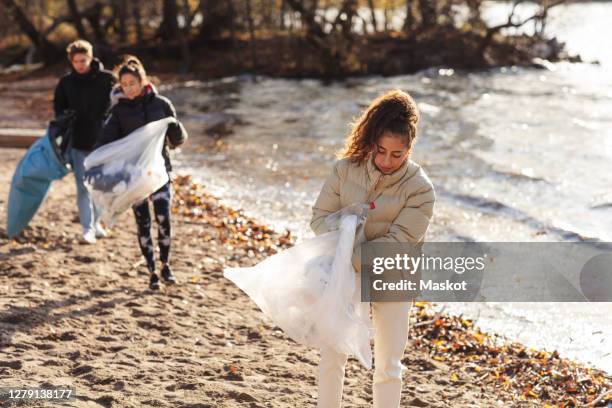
[96,85,187,172]
[53,58,116,151]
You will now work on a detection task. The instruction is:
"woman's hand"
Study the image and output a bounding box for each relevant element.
[324,203,370,231]
[165,120,187,148]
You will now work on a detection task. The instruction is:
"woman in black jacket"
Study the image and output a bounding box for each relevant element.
[98,56,187,290]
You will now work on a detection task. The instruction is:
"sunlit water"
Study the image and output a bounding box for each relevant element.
[164,2,612,373]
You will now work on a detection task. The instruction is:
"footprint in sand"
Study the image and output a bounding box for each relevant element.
[58,331,78,341]
[0,360,22,369]
[96,335,119,342]
[73,255,97,263]
[131,307,162,318]
[136,320,170,331]
[32,342,55,350]
[71,364,95,376]
[226,390,259,403]
[42,359,63,366]
[407,396,432,407]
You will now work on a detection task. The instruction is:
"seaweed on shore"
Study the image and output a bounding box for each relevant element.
[171,175,612,407]
[411,301,612,407]
[172,175,295,260]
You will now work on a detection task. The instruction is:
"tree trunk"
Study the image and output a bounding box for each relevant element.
[403,0,414,32]
[159,0,191,71]
[66,0,88,39]
[332,0,357,39]
[131,0,143,43]
[285,0,326,40]
[244,0,257,68]
[383,1,389,31]
[181,0,192,31]
[260,0,274,29]
[418,0,437,29]
[466,0,483,28]
[279,0,286,30]
[198,0,235,41]
[285,0,349,77]
[158,0,176,40]
[367,0,378,33]
[85,2,107,44]
[109,0,127,42]
[438,0,453,26]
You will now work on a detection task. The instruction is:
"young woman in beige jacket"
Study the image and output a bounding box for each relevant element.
[310,89,435,408]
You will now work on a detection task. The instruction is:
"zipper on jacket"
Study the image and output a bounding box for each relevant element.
[142,100,148,123]
[366,173,385,202]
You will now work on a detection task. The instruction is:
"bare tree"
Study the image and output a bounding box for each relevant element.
[198,0,235,41]
[403,0,414,32]
[1,0,61,63]
[418,0,437,29]
[85,2,107,44]
[383,0,389,31]
[479,0,566,58]
[39,2,102,41]
[244,0,257,67]
[159,0,192,71]
[181,0,193,31]
[332,0,358,39]
[367,0,378,33]
[284,0,356,76]
[66,0,88,39]
[466,0,485,30]
[279,0,286,30]
[284,0,326,42]
[102,0,127,43]
[131,0,144,43]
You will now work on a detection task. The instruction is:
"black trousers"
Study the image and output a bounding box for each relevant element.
[132,182,172,273]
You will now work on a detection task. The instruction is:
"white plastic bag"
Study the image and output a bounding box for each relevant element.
[84,117,175,226]
[224,210,374,368]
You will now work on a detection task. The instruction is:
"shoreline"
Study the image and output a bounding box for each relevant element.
[0,26,584,82]
[1,145,611,407]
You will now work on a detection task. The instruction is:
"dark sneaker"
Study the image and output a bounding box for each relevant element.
[149,273,160,290]
[161,265,177,284]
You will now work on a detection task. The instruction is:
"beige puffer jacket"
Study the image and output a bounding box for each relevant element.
[310,155,435,273]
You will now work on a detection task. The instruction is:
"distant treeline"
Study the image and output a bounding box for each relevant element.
[0,0,576,77]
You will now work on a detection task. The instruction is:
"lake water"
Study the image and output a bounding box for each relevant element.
[166,2,612,373]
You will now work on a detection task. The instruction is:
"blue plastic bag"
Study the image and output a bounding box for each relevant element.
[7,131,71,238]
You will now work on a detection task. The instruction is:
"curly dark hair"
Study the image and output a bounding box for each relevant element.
[339,89,420,163]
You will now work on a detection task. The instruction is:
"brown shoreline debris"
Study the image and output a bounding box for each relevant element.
[172,174,295,260]
[411,301,612,407]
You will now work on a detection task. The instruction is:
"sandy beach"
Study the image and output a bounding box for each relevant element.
[2,0,612,405]
[1,148,611,407]
[1,76,611,407]
[0,147,490,407]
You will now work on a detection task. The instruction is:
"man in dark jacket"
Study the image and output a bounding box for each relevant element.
[53,39,115,244]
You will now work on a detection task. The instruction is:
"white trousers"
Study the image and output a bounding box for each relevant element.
[316,301,412,408]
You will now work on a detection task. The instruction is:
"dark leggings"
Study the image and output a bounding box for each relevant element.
[132,182,172,273]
